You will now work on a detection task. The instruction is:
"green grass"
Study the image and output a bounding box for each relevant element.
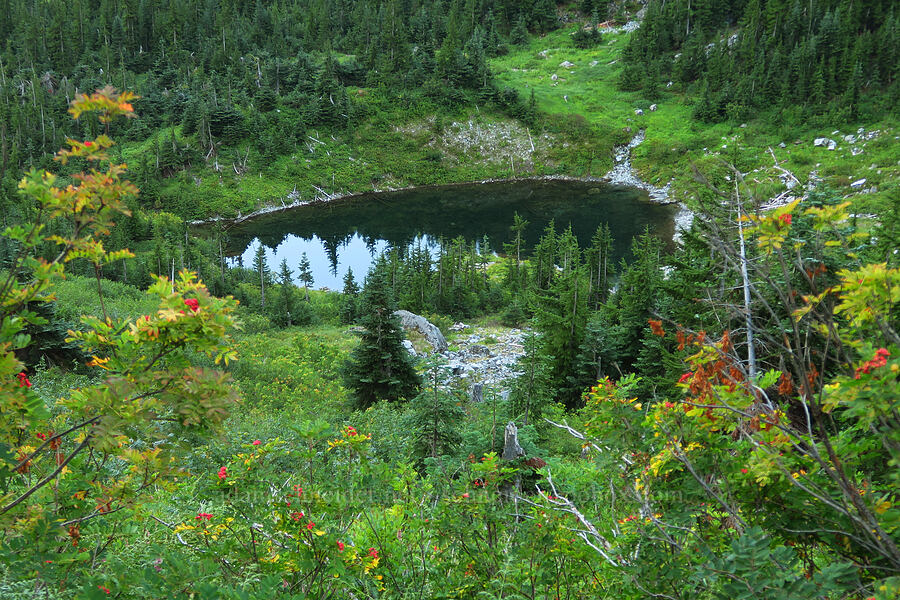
[491,24,899,211]
[110,23,896,223]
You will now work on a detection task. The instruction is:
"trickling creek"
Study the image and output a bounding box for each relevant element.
[213,179,679,289]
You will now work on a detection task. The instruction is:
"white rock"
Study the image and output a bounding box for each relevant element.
[844,134,856,143]
[634,108,643,115]
[559,60,575,68]
[666,81,673,87]
[851,147,864,156]
[550,73,558,81]
[590,60,598,66]
[649,104,657,111]
[850,178,867,188]
[813,137,828,147]
[779,142,787,148]
[402,340,416,356]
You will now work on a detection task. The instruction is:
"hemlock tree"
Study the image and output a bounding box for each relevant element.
[343,262,420,409]
[298,252,314,301]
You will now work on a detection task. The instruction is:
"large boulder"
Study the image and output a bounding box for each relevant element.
[393,310,448,352]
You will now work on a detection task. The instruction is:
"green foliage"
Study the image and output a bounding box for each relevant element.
[343,262,420,408]
[692,528,858,600]
[0,91,241,589]
[406,357,465,464]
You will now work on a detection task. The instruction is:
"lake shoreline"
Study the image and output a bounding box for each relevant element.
[189,173,681,230]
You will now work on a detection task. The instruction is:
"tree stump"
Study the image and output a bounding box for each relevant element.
[500,421,525,500]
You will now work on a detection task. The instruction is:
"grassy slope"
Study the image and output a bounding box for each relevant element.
[491,24,898,212]
[121,101,577,221]
[111,22,896,221]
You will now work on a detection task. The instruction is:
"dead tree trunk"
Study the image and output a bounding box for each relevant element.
[500,422,525,500]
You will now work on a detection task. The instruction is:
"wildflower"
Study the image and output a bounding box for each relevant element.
[648,319,665,337]
[855,348,891,379]
[218,466,227,480]
[368,547,379,559]
[98,585,110,594]
[252,439,261,446]
[36,432,47,440]
[740,468,748,474]
[290,511,305,521]
[779,213,792,225]
[664,402,674,409]
[195,512,213,520]
[337,541,345,552]
[84,141,93,147]
[306,521,315,530]
[462,493,469,499]
[678,372,692,384]
[17,372,31,388]
[346,426,358,436]
[293,484,303,496]
[184,298,199,312]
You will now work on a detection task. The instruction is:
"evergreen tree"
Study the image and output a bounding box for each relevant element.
[586,223,614,309]
[340,267,360,325]
[510,15,529,46]
[343,261,421,408]
[251,241,272,309]
[274,258,297,327]
[407,357,464,464]
[510,331,553,424]
[531,227,590,406]
[297,252,314,301]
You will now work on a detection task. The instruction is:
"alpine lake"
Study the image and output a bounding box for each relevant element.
[215,179,679,290]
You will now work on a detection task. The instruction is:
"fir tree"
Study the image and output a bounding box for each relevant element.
[251,241,272,309]
[297,252,314,301]
[274,258,297,327]
[407,357,464,464]
[510,15,529,46]
[510,331,553,424]
[340,267,360,325]
[343,261,421,408]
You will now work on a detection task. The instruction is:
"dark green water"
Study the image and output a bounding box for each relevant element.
[223,180,676,289]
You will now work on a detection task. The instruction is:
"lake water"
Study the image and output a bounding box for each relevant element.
[222,180,677,290]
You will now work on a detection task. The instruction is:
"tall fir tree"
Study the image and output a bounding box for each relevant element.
[297,252,314,301]
[274,258,297,327]
[340,267,360,325]
[251,241,272,309]
[343,261,421,408]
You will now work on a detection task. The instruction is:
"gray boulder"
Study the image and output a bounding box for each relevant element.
[394,310,448,352]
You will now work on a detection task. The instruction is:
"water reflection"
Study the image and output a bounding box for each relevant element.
[221,180,676,290]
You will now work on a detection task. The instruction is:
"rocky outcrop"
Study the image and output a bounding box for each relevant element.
[441,328,525,385]
[394,310,448,352]
[604,128,672,203]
